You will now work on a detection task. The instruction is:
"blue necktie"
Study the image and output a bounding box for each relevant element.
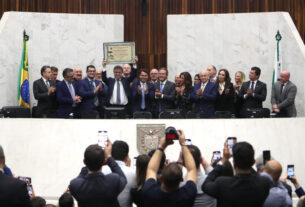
[90,80,99,107]
[141,83,145,110]
[159,82,164,112]
[117,80,121,105]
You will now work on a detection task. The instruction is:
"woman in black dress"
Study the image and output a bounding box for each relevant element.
[176,72,193,116]
[215,69,235,116]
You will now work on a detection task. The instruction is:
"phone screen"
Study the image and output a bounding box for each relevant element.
[287,165,294,178]
[19,176,31,184]
[97,131,108,148]
[213,151,221,160]
[28,185,33,196]
[185,139,192,145]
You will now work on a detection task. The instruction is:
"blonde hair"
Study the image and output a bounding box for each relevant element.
[235,71,246,85]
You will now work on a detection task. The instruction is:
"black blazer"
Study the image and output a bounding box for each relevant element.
[33,78,57,116]
[238,80,267,111]
[215,82,235,113]
[154,80,176,111]
[202,165,270,207]
[0,172,32,207]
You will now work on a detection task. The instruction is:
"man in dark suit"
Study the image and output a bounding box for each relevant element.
[131,69,155,114]
[33,65,57,117]
[102,62,136,116]
[0,145,32,207]
[69,143,127,207]
[50,66,60,84]
[271,70,297,117]
[239,66,267,117]
[191,69,217,118]
[154,67,176,117]
[202,141,270,207]
[78,65,108,118]
[56,68,82,118]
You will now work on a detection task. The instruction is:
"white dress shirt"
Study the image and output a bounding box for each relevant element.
[110,79,128,105]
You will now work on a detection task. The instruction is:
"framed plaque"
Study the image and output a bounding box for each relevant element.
[103,42,136,64]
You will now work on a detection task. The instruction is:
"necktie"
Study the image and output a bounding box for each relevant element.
[280,83,285,94]
[90,80,99,107]
[141,83,145,110]
[160,82,164,92]
[201,83,205,93]
[251,81,255,92]
[46,80,50,89]
[117,80,121,105]
[68,83,76,106]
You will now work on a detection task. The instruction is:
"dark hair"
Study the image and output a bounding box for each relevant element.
[161,163,182,189]
[113,65,123,72]
[112,141,129,161]
[217,69,231,87]
[86,65,95,72]
[180,72,193,90]
[148,149,166,172]
[135,154,150,190]
[185,145,201,169]
[51,66,58,72]
[40,65,50,76]
[233,142,255,170]
[84,144,105,171]
[31,196,46,207]
[195,74,200,79]
[159,67,168,75]
[213,160,234,176]
[62,68,73,78]
[251,66,261,76]
[46,205,56,207]
[59,193,74,207]
[139,68,150,76]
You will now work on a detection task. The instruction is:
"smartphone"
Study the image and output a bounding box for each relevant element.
[28,184,33,196]
[227,137,237,154]
[213,151,221,161]
[133,157,137,167]
[97,130,108,149]
[19,176,31,184]
[263,150,271,164]
[185,139,192,145]
[287,165,294,179]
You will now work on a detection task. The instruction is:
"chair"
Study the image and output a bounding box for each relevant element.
[245,108,267,118]
[215,111,232,118]
[1,106,31,118]
[133,111,152,119]
[159,109,184,119]
[103,106,126,119]
[80,110,100,119]
[185,111,205,119]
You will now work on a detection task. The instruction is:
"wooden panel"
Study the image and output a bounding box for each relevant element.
[0,0,304,71]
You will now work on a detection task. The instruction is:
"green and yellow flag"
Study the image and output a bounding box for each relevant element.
[17,31,30,108]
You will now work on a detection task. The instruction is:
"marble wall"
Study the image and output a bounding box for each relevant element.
[0,118,303,204]
[167,12,305,116]
[0,12,123,108]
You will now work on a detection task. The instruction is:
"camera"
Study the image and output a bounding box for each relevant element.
[165,126,179,140]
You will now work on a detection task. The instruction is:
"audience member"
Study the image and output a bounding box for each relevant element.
[56,68,82,118]
[298,198,305,207]
[69,142,127,207]
[59,193,74,207]
[0,145,32,206]
[103,141,136,207]
[131,69,155,114]
[148,149,166,183]
[271,70,297,117]
[131,154,151,207]
[95,69,102,80]
[176,72,193,116]
[142,130,197,207]
[33,65,57,117]
[202,141,270,207]
[78,65,108,118]
[207,65,217,82]
[149,68,159,83]
[31,196,46,207]
[46,204,56,207]
[239,66,267,117]
[215,69,235,115]
[194,74,201,85]
[175,73,182,86]
[234,71,246,117]
[191,69,217,118]
[261,160,292,207]
[50,66,60,84]
[154,67,176,116]
[123,64,132,78]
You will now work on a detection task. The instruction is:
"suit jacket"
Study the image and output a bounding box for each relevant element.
[78,78,108,114]
[69,157,127,207]
[239,80,267,112]
[0,172,32,207]
[215,82,235,113]
[56,80,80,118]
[271,81,297,117]
[131,81,155,113]
[202,165,270,207]
[154,80,176,112]
[33,78,57,116]
[191,81,217,118]
[102,68,136,105]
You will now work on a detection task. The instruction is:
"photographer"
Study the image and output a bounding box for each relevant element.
[142,129,197,207]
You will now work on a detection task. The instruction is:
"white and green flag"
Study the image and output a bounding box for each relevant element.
[272,30,282,86]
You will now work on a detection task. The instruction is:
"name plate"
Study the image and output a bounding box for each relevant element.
[103,42,136,64]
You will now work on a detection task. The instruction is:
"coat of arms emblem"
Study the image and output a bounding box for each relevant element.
[137,124,165,154]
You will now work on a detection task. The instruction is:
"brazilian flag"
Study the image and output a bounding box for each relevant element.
[18,31,30,108]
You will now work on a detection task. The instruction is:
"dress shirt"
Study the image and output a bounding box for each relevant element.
[0,167,4,173]
[281,82,286,93]
[219,83,225,94]
[156,80,167,99]
[140,82,148,94]
[110,79,128,105]
[244,80,258,99]
[42,77,50,88]
[103,160,136,207]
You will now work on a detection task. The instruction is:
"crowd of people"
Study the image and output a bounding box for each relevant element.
[1,129,304,207]
[32,58,297,119]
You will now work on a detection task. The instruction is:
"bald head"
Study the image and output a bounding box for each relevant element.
[280,70,290,83]
[200,69,210,84]
[206,65,217,78]
[264,160,282,181]
[150,68,158,82]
